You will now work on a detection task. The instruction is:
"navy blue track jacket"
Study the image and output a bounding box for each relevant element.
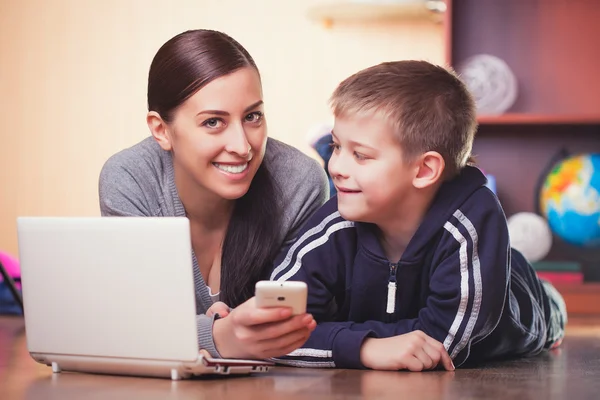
[269,166,562,369]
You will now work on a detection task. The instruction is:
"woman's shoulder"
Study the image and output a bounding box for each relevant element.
[264,138,330,244]
[99,137,170,216]
[101,136,166,175]
[265,137,327,183]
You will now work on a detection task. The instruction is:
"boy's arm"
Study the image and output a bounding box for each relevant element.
[268,202,389,369]
[273,200,509,369]
[270,199,354,322]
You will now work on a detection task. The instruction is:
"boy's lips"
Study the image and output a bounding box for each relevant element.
[336,186,361,193]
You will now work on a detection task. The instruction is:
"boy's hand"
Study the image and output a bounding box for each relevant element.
[206,301,231,318]
[360,330,455,372]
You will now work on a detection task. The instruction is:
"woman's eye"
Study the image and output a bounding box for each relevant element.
[202,118,223,128]
[354,152,367,160]
[245,111,263,123]
[329,143,341,152]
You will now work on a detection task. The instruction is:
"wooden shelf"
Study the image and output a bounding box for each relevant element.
[307,1,446,28]
[554,283,600,316]
[477,114,600,126]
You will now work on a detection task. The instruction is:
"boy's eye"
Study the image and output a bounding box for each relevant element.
[202,118,224,128]
[329,143,341,152]
[245,111,263,123]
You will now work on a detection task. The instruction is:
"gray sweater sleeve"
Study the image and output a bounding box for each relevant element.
[197,314,222,357]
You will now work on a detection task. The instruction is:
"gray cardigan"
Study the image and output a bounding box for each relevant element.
[98,136,329,357]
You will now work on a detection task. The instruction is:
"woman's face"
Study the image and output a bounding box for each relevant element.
[160,67,267,201]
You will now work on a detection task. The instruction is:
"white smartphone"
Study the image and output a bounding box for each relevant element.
[254,281,308,315]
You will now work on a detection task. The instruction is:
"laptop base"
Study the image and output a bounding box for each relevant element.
[31,352,272,380]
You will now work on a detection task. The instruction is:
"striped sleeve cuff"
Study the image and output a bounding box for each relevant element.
[196,314,221,358]
[332,328,373,369]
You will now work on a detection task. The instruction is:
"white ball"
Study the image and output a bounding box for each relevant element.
[507,212,553,262]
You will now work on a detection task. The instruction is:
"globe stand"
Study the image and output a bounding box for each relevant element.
[569,246,600,282]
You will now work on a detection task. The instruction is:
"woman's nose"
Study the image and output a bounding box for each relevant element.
[225,125,251,158]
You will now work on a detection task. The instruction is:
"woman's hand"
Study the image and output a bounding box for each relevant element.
[206,301,231,317]
[212,296,316,359]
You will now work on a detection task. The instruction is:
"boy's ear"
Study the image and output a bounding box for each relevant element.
[413,151,445,189]
[147,111,173,151]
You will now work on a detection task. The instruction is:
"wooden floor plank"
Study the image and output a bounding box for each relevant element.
[2,316,600,399]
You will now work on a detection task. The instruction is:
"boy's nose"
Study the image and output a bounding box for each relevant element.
[328,154,349,179]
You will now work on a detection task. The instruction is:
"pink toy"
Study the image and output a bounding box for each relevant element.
[0,251,20,281]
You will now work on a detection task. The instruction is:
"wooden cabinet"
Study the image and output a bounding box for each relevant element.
[445,0,600,292]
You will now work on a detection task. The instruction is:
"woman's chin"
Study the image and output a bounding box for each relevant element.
[216,184,252,200]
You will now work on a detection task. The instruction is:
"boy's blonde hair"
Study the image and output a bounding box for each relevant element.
[330,60,478,178]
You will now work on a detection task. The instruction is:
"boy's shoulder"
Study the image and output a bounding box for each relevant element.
[458,186,505,218]
[306,195,355,228]
[460,184,505,216]
[270,195,358,280]
[437,165,505,219]
[415,166,508,253]
[291,195,358,247]
[437,176,509,247]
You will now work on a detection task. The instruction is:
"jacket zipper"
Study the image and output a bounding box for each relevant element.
[386,262,398,314]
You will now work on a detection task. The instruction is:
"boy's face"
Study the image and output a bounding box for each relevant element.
[329,114,416,224]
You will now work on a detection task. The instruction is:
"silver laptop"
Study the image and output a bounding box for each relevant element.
[17,216,272,380]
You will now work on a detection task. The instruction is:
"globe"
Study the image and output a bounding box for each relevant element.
[539,153,600,248]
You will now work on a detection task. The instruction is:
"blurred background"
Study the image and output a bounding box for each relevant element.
[0,0,444,257]
[1,0,600,315]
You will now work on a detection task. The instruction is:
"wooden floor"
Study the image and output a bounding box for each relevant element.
[2,316,600,399]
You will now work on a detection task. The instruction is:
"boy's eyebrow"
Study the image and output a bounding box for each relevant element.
[331,130,376,151]
[349,140,376,151]
[196,100,264,117]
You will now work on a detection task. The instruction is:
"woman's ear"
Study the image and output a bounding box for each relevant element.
[413,151,445,189]
[147,111,172,151]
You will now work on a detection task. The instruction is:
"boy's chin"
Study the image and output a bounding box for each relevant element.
[337,206,370,223]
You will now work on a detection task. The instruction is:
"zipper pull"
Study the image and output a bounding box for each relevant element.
[386,263,398,314]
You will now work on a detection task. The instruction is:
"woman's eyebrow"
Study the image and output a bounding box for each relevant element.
[196,100,264,117]
[244,100,263,112]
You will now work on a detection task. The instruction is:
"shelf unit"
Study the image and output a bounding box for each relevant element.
[307,1,446,28]
[555,283,600,317]
[445,0,600,304]
[477,114,600,126]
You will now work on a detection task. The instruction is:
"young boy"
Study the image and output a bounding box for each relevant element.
[267,60,566,371]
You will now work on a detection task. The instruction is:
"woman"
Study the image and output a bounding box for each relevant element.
[99,29,328,359]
